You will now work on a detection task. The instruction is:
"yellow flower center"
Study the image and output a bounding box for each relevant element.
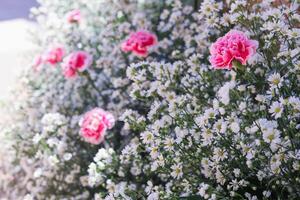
[274,107,281,113]
[272,78,280,85]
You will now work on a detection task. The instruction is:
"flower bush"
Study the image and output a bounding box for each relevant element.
[1,0,300,199]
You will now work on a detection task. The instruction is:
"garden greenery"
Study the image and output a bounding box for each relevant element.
[1,0,300,199]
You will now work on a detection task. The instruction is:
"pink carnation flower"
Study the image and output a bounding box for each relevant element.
[66,9,81,23]
[80,108,115,145]
[209,30,258,70]
[62,51,93,78]
[121,30,157,57]
[43,45,65,65]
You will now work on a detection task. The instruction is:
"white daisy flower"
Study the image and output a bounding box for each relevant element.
[171,163,183,179]
[267,73,283,88]
[269,101,284,119]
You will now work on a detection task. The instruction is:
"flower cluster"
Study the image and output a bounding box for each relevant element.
[1,0,300,200]
[0,0,164,198]
[88,148,117,187]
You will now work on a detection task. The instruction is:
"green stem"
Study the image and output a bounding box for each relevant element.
[194,0,200,11]
[81,71,102,95]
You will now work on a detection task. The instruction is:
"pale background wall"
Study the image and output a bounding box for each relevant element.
[0,0,38,20]
[0,0,38,101]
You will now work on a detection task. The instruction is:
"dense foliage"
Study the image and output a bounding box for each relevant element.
[1,0,300,199]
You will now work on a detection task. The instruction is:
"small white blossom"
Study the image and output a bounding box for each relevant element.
[268,73,283,88]
[171,163,183,179]
[269,101,284,119]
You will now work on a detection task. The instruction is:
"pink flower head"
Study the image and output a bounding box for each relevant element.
[209,30,258,70]
[80,108,115,145]
[43,45,65,65]
[62,51,93,78]
[121,30,157,57]
[32,55,43,72]
[66,9,81,23]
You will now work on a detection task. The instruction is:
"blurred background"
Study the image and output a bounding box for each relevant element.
[0,1,38,197]
[0,0,38,20]
[0,0,38,101]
